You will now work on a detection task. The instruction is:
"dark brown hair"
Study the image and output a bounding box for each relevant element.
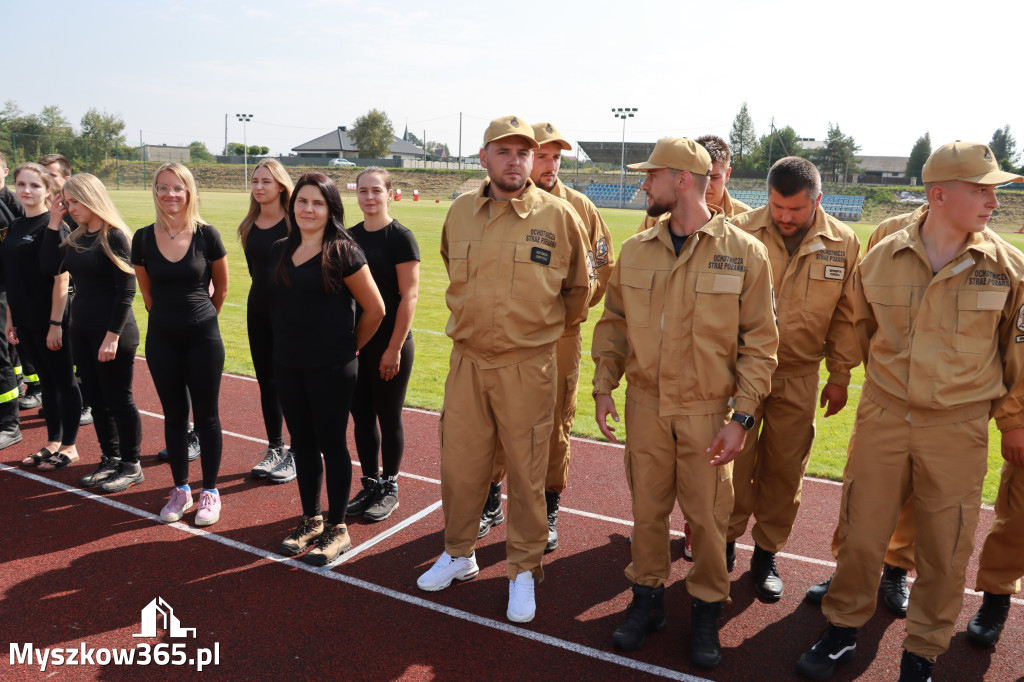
[696,135,731,166]
[767,156,821,198]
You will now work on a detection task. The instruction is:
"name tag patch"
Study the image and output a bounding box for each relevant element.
[530,247,551,265]
[824,265,845,281]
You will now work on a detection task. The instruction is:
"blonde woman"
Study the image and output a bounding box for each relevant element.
[132,163,228,526]
[2,163,82,469]
[42,174,143,493]
[239,159,294,482]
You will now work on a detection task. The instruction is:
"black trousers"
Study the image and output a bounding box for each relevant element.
[18,322,81,445]
[146,316,224,489]
[276,358,357,525]
[72,323,142,463]
[0,293,20,430]
[350,333,414,478]
[247,307,283,449]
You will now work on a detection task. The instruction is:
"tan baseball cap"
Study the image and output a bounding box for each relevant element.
[627,137,711,176]
[532,122,572,150]
[922,141,1023,184]
[482,115,539,149]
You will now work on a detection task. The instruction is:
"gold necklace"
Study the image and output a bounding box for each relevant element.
[165,224,187,240]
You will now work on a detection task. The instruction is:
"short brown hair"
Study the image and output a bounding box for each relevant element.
[767,156,821,198]
[38,153,71,178]
[696,135,731,166]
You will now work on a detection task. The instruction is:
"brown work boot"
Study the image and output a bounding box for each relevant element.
[279,515,324,556]
[303,523,352,566]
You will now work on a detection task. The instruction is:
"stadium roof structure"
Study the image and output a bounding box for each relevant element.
[292,127,423,156]
[577,141,657,166]
[856,155,909,175]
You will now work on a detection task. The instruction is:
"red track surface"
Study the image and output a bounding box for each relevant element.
[2,360,1022,681]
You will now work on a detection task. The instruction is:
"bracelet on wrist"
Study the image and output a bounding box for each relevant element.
[49,320,62,326]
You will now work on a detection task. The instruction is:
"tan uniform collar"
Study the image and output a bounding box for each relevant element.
[548,177,568,199]
[708,187,736,216]
[893,216,1000,263]
[639,209,727,249]
[473,177,539,218]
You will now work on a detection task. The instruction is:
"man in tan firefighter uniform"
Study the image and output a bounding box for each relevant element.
[806,203,931,616]
[416,116,593,625]
[726,157,860,601]
[967,459,1024,647]
[638,135,750,233]
[480,122,615,553]
[797,141,1024,681]
[592,137,778,669]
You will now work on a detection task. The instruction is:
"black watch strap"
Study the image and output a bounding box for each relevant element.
[731,411,755,430]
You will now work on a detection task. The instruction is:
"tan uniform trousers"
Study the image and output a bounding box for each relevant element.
[828,479,918,571]
[625,394,734,604]
[439,346,556,581]
[491,330,581,493]
[727,372,817,552]
[975,461,1024,595]
[823,390,989,661]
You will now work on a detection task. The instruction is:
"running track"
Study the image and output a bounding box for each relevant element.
[1,360,1021,681]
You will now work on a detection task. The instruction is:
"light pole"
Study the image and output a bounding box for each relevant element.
[236,113,253,190]
[613,107,637,208]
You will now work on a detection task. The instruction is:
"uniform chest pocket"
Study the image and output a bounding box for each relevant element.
[620,267,654,328]
[511,242,564,302]
[693,272,741,336]
[447,240,470,285]
[956,289,1005,354]
[864,284,911,349]
[805,262,844,315]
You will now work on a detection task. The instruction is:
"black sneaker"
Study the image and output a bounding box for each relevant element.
[796,624,857,680]
[726,541,736,572]
[751,544,784,601]
[98,461,145,493]
[478,482,504,538]
[880,564,909,616]
[79,406,93,426]
[80,456,121,487]
[611,584,665,651]
[805,575,833,605]
[364,478,399,521]
[544,490,560,553]
[967,592,1011,647]
[0,426,23,449]
[157,430,201,462]
[689,597,723,669]
[897,649,933,682]
[347,475,382,516]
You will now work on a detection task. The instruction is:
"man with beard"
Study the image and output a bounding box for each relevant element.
[592,137,777,668]
[479,121,614,553]
[417,116,592,625]
[726,157,860,601]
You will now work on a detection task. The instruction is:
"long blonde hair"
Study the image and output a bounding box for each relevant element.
[61,174,134,274]
[238,159,293,248]
[152,162,204,234]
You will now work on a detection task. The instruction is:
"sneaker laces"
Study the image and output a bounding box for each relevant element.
[885,567,908,593]
[289,517,319,540]
[166,487,190,509]
[315,525,340,549]
[256,447,280,468]
[198,491,219,511]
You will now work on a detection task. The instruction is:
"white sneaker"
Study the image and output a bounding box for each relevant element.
[417,551,479,591]
[507,571,536,623]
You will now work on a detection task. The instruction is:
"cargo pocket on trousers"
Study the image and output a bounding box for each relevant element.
[835,477,854,547]
[995,466,1018,518]
[533,419,554,466]
[561,368,580,424]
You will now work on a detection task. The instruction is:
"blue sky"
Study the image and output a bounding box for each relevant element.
[7,0,1024,160]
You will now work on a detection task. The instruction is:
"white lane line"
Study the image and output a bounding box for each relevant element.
[0,462,707,681]
[329,500,442,566]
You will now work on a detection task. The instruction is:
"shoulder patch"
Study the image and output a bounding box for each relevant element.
[594,237,609,266]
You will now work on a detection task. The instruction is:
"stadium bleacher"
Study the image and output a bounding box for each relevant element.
[582,183,638,206]
[730,190,865,222]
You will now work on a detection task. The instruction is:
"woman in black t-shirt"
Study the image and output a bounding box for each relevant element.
[346,167,420,522]
[238,159,293,481]
[43,173,144,493]
[271,172,384,566]
[3,163,82,470]
[132,163,229,528]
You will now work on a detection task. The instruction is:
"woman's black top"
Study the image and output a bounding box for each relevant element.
[130,223,226,327]
[42,228,136,333]
[269,239,367,369]
[0,212,70,329]
[244,218,288,309]
[348,220,419,344]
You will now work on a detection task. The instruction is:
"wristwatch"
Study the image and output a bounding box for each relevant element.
[731,411,755,430]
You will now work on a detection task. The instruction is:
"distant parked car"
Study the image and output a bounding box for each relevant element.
[329,158,356,167]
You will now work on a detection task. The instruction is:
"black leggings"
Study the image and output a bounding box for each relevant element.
[146,316,224,489]
[247,308,283,449]
[72,324,142,463]
[351,333,414,478]
[276,358,357,525]
[18,322,82,445]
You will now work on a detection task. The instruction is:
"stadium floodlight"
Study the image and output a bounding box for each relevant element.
[236,113,254,190]
[613,108,637,208]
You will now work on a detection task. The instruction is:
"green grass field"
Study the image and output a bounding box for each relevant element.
[111,188,1022,503]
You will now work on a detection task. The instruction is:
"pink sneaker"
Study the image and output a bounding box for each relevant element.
[160,487,193,523]
[195,490,221,527]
